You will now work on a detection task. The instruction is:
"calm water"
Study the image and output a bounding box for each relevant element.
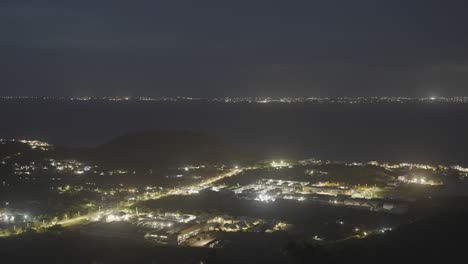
[2,101,468,165]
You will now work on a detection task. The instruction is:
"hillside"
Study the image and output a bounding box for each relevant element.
[83,130,250,170]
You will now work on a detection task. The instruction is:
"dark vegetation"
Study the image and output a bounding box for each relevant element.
[0,230,212,264]
[82,130,252,170]
[2,203,468,264]
[326,211,468,263]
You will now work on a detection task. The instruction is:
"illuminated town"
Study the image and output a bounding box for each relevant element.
[1,138,467,251]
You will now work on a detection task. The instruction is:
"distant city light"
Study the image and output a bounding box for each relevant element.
[3,96,468,105]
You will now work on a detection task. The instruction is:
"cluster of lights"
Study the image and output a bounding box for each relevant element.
[50,159,91,174]
[0,213,29,223]
[283,195,306,201]
[270,160,290,168]
[4,157,98,180]
[452,165,468,173]
[302,159,452,172]
[353,227,393,237]
[4,96,468,104]
[106,214,131,222]
[2,214,15,223]
[0,139,51,151]
[368,161,438,171]
[380,227,393,233]
[20,140,50,150]
[181,165,206,171]
[92,214,102,221]
[255,194,276,203]
[135,213,198,232]
[233,178,357,204]
[397,176,442,186]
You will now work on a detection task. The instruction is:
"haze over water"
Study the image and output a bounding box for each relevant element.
[2,101,468,165]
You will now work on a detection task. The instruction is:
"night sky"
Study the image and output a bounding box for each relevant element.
[2,0,468,97]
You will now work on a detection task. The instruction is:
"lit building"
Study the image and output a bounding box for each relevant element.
[145,224,204,245]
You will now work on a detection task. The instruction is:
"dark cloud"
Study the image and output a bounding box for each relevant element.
[1,0,468,97]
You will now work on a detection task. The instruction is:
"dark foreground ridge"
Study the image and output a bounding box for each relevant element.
[1,206,467,264]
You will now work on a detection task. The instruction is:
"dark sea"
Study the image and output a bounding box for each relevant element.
[2,101,468,166]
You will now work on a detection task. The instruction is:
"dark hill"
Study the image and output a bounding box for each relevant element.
[84,130,250,170]
[325,197,468,263]
[278,196,468,263]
